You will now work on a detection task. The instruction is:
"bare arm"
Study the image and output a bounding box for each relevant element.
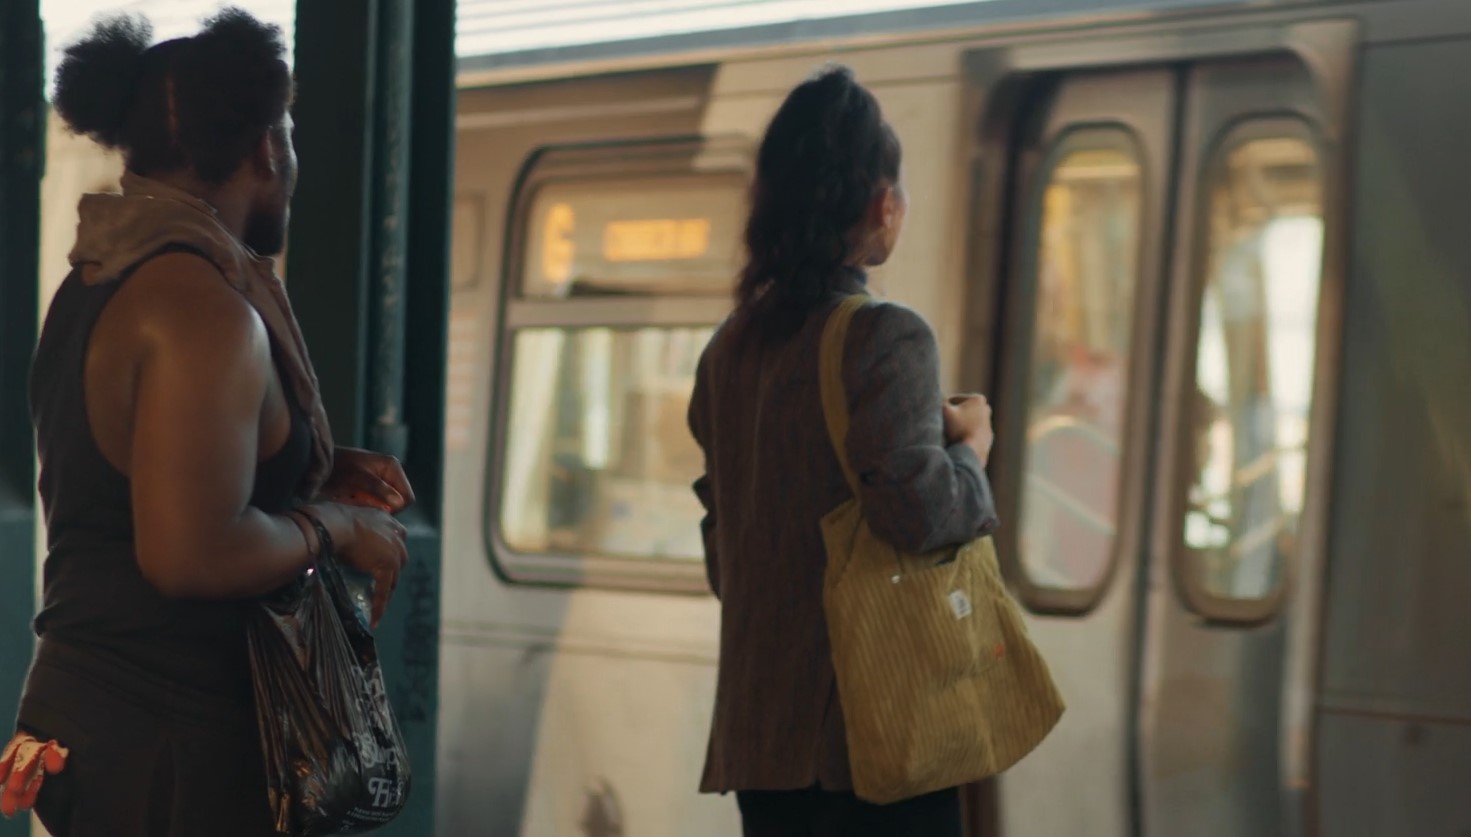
[842,303,998,554]
[127,255,357,598]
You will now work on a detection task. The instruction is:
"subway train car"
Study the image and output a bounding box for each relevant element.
[33,0,1471,835]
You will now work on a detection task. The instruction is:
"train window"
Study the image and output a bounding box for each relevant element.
[489,139,750,589]
[498,326,714,561]
[1016,129,1144,606]
[1180,126,1323,614]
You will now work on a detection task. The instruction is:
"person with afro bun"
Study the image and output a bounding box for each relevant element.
[0,8,413,834]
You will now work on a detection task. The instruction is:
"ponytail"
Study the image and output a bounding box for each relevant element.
[735,65,901,339]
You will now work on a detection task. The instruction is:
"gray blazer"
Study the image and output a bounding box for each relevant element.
[689,272,998,794]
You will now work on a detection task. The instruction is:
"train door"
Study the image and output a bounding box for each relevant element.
[984,68,1176,837]
[1141,56,1332,837]
[979,50,1340,837]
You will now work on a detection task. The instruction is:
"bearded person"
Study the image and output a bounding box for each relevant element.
[0,9,413,834]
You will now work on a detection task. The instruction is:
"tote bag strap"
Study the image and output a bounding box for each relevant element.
[818,293,870,500]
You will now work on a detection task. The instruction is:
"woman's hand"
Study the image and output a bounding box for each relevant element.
[321,448,415,514]
[943,393,994,465]
[0,733,68,819]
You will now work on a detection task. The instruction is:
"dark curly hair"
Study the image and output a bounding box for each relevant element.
[52,7,293,185]
[734,65,901,338]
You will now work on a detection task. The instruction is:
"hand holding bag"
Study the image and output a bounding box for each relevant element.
[247,542,412,835]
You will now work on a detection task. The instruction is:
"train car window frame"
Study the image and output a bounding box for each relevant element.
[1171,117,1327,625]
[484,136,752,593]
[1005,124,1152,616]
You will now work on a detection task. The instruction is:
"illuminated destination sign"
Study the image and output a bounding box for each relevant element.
[523,173,746,297]
[603,218,712,263]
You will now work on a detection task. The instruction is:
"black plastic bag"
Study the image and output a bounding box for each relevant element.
[247,556,412,835]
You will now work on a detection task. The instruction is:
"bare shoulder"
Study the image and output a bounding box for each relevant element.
[115,251,269,368]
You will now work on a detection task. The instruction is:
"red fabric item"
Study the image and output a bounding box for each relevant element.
[0,733,69,818]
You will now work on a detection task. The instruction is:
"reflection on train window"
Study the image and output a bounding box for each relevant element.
[522,174,746,298]
[1019,132,1143,600]
[1184,132,1323,607]
[499,326,714,561]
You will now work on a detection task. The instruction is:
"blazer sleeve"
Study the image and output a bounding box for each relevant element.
[688,343,720,599]
[841,302,998,554]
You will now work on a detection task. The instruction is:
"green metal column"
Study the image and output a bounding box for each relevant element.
[289,0,456,833]
[0,5,43,836]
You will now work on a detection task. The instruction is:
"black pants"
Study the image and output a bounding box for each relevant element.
[737,786,963,837]
[20,648,276,837]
